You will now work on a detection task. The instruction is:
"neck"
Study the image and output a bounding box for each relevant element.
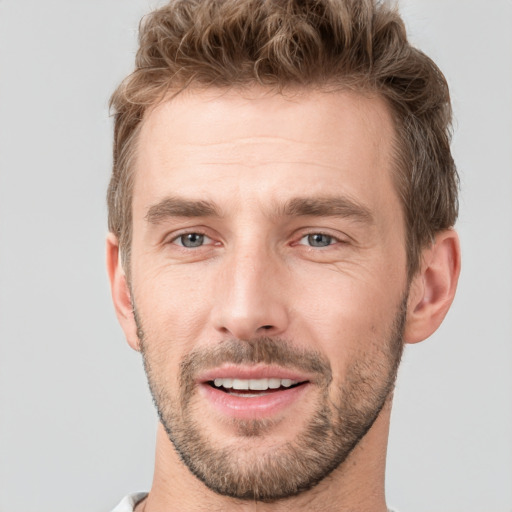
[141,399,392,512]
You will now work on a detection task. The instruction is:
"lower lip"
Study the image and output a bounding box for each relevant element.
[199,383,310,420]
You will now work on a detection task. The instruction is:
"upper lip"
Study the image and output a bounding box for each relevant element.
[197,364,314,384]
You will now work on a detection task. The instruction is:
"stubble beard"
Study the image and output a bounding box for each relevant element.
[135,297,406,502]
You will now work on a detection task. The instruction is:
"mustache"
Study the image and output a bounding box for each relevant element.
[179,337,333,394]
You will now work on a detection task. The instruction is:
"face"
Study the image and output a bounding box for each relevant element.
[128,88,409,500]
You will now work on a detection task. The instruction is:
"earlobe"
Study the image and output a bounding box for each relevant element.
[404,230,461,344]
[106,233,141,351]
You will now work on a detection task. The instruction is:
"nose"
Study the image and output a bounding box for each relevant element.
[211,243,289,340]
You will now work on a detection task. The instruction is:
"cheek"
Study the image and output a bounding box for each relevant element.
[289,267,404,368]
[132,262,214,354]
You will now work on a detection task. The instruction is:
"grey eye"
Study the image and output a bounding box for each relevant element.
[177,233,205,248]
[304,234,333,247]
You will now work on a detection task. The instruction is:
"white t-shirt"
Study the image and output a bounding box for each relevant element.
[111,492,398,511]
[111,492,148,511]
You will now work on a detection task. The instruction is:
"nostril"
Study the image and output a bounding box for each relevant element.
[261,325,273,330]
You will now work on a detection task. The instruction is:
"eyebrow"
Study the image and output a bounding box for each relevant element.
[145,197,222,224]
[145,195,373,225]
[280,196,374,224]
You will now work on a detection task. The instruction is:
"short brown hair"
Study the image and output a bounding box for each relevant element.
[108,0,458,278]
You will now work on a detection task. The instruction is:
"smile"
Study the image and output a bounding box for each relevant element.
[210,377,302,396]
[198,367,312,420]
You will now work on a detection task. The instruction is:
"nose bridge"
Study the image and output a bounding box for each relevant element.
[213,236,288,339]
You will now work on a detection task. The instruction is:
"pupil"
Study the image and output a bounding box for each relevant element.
[309,234,331,247]
[183,233,204,247]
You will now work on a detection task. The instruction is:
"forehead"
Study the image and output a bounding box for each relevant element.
[133,87,399,219]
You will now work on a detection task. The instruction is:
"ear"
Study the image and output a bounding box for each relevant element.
[106,233,141,351]
[404,229,461,344]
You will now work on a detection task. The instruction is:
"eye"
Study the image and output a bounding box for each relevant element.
[172,233,212,248]
[299,233,337,248]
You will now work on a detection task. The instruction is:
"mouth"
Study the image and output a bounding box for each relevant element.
[207,377,305,397]
[197,366,313,420]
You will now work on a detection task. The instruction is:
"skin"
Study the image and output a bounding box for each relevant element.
[107,87,460,511]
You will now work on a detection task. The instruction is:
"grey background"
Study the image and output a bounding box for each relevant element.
[0,1,511,511]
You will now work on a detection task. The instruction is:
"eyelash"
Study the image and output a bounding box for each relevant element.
[170,231,213,248]
[297,233,341,248]
[167,230,345,250]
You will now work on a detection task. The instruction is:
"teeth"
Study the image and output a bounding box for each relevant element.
[213,378,299,391]
[214,378,232,388]
[232,379,249,390]
[268,378,281,389]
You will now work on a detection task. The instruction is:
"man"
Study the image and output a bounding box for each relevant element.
[106,0,460,510]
